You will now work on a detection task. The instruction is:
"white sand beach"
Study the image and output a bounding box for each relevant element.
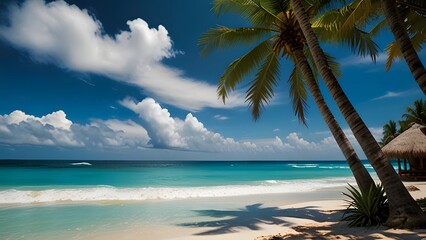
[66,182,426,240]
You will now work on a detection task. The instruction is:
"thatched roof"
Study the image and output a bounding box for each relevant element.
[382,123,426,159]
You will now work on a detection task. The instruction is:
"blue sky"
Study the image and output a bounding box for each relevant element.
[0,0,424,160]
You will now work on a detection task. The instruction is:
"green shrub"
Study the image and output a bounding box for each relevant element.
[342,184,389,227]
[417,198,426,210]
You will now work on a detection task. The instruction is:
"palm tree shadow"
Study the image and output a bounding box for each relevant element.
[178,203,342,236]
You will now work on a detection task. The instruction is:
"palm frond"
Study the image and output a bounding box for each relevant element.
[339,0,381,32]
[384,33,425,70]
[312,9,342,32]
[198,26,271,56]
[212,0,281,26]
[405,8,426,36]
[313,11,379,61]
[385,41,402,70]
[304,48,319,80]
[324,51,342,78]
[246,50,280,120]
[304,49,342,80]
[351,27,379,62]
[288,66,308,125]
[218,40,272,103]
[305,0,351,18]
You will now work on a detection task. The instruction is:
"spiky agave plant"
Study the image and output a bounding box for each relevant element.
[342,184,389,227]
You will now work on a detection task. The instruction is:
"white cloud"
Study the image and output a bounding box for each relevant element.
[121,97,186,148]
[286,132,319,150]
[310,127,384,159]
[214,115,228,120]
[2,110,72,130]
[370,89,418,101]
[121,98,257,152]
[121,97,343,155]
[0,110,78,146]
[0,100,358,159]
[314,128,382,144]
[0,110,151,148]
[89,119,151,148]
[0,0,245,111]
[273,128,280,132]
[340,52,388,67]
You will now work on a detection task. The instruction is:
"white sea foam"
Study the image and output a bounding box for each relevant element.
[264,180,278,184]
[288,164,318,168]
[70,162,92,166]
[318,166,350,169]
[0,177,354,204]
[363,163,398,171]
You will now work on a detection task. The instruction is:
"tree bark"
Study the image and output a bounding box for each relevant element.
[290,0,426,228]
[289,42,375,193]
[382,0,426,95]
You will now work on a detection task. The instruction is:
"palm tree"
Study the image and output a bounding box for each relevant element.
[315,0,426,94]
[200,0,374,192]
[380,120,398,146]
[290,0,426,228]
[398,119,410,133]
[403,99,426,125]
[381,0,426,95]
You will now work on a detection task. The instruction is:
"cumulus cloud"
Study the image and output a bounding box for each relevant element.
[0,110,78,146]
[121,97,342,154]
[0,99,350,158]
[121,98,186,148]
[0,110,151,148]
[0,0,245,111]
[313,127,383,159]
[121,98,257,152]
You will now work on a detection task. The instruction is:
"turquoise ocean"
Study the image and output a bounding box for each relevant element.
[0,160,387,239]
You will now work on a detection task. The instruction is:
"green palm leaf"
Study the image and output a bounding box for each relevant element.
[289,66,308,125]
[218,40,272,103]
[305,49,342,79]
[402,99,426,125]
[246,50,280,120]
[385,33,425,70]
[313,11,379,61]
[213,0,281,26]
[198,26,272,56]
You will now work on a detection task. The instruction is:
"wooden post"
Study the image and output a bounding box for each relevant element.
[398,159,401,177]
[404,159,407,171]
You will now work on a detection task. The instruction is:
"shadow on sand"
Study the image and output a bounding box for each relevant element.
[179,203,426,239]
[178,203,340,236]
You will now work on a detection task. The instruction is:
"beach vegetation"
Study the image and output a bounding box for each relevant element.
[342,184,389,227]
[380,98,426,146]
[417,198,426,211]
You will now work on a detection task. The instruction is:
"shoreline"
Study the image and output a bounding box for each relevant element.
[76,181,426,240]
[2,181,425,240]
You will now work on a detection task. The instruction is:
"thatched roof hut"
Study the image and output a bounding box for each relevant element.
[382,123,426,160]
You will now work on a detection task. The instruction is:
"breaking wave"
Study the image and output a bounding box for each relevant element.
[0,177,354,204]
[70,162,92,166]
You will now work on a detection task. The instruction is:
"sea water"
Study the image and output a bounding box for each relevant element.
[0,160,386,239]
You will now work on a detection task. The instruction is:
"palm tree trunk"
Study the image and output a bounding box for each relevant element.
[290,0,426,228]
[289,42,375,192]
[382,0,426,95]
